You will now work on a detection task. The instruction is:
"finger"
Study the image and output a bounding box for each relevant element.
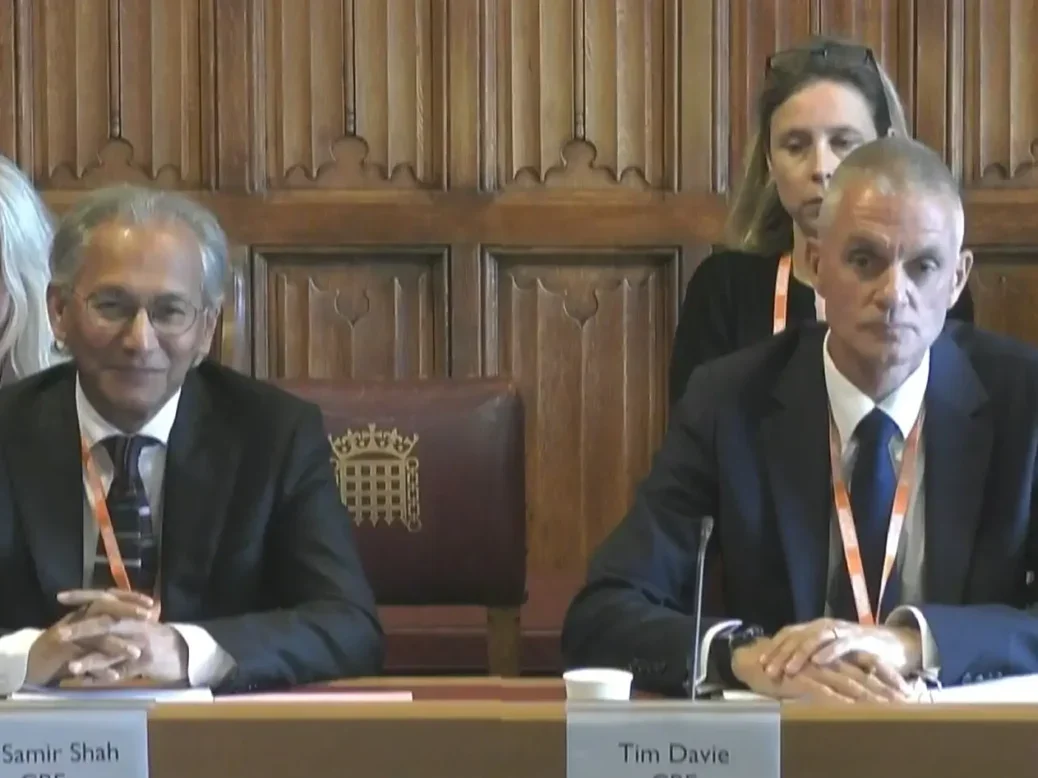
[810,636,859,666]
[82,597,156,622]
[793,675,857,704]
[820,664,898,703]
[57,616,116,643]
[67,651,125,676]
[859,659,913,698]
[59,589,155,609]
[782,629,843,676]
[759,625,800,666]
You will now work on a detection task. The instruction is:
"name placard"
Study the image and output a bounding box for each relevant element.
[566,701,779,778]
[0,705,148,778]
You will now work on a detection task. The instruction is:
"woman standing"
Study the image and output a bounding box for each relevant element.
[669,38,973,403]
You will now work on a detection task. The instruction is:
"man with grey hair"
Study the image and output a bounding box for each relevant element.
[0,185,383,693]
[564,136,1038,700]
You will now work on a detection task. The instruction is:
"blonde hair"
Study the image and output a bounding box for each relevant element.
[0,156,57,378]
[724,37,910,257]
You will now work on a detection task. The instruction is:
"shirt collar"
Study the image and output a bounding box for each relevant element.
[822,331,929,450]
[75,375,181,448]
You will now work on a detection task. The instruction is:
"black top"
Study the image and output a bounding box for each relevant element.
[668,249,976,403]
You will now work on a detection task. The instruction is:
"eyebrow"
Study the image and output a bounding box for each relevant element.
[844,235,945,260]
[776,124,866,138]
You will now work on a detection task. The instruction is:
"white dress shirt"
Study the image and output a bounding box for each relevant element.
[698,332,939,685]
[0,378,235,694]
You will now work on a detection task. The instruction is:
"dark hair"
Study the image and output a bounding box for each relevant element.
[724,36,910,255]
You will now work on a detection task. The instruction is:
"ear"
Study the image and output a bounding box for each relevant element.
[46,283,69,345]
[196,308,219,364]
[950,248,974,307]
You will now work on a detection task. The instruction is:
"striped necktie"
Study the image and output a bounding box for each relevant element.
[92,435,159,595]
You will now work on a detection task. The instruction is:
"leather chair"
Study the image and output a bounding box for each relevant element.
[273,378,526,676]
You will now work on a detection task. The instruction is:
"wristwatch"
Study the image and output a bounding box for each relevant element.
[716,624,766,687]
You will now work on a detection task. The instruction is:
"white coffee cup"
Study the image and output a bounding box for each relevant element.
[563,668,633,701]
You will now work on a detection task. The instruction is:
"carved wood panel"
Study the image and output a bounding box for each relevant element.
[265,0,444,189]
[28,0,210,188]
[486,249,677,572]
[970,250,1038,348]
[253,249,449,380]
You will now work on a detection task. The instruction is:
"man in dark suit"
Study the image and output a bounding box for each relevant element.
[563,136,1038,700]
[0,185,383,694]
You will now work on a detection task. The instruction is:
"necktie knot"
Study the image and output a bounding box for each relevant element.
[102,435,156,480]
[854,408,898,451]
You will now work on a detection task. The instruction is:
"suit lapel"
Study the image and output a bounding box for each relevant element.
[759,328,832,621]
[923,333,991,604]
[160,369,241,617]
[7,367,85,610]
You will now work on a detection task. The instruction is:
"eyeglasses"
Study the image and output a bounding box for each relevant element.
[79,291,201,337]
[766,42,875,74]
[765,42,892,132]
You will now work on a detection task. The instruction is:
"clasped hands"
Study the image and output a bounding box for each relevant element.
[26,588,188,687]
[730,618,925,703]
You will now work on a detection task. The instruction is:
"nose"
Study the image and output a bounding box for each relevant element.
[875,264,909,311]
[809,141,840,187]
[121,307,158,352]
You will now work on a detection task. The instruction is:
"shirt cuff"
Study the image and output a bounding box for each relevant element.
[0,629,43,696]
[697,619,742,688]
[169,624,236,687]
[886,605,940,673]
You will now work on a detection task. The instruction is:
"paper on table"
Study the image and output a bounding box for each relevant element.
[926,674,1038,703]
[217,691,413,703]
[10,685,214,703]
[722,690,771,701]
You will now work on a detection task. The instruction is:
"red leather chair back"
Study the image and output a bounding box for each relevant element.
[273,378,526,608]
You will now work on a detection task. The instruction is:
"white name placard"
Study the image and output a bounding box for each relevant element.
[567,701,779,778]
[0,705,148,778]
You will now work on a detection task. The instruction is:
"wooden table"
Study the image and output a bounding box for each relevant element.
[137,677,1038,778]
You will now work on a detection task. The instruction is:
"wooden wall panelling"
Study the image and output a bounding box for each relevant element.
[964,0,1038,185]
[0,1,19,163]
[485,248,677,575]
[252,247,449,381]
[214,0,264,191]
[265,0,446,189]
[211,245,254,374]
[970,250,1038,348]
[27,0,211,189]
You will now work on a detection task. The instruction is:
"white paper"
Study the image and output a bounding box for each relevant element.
[0,706,149,778]
[566,700,780,778]
[926,673,1038,704]
[11,686,213,704]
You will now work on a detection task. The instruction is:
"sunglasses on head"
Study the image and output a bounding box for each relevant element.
[765,42,892,132]
[766,42,876,74]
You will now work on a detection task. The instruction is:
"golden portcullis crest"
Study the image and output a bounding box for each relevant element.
[329,423,421,532]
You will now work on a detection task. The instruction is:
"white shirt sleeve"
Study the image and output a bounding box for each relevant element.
[169,624,237,687]
[696,619,743,687]
[0,629,43,696]
[887,605,940,672]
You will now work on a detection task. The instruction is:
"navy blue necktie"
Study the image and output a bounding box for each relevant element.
[92,435,159,595]
[847,408,899,618]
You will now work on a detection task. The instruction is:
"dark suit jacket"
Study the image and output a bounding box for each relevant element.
[0,361,383,693]
[563,322,1038,695]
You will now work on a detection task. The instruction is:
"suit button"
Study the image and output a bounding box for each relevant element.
[962,673,973,684]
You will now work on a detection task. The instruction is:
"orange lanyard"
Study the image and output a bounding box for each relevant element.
[827,409,923,625]
[79,436,160,606]
[773,254,826,333]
